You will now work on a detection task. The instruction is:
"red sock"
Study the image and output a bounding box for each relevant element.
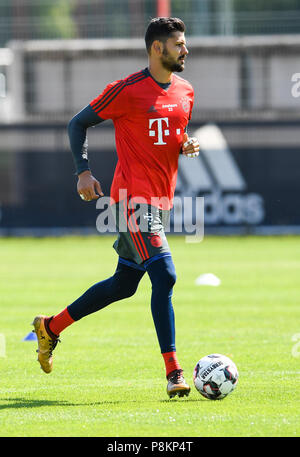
[162,351,182,378]
[47,307,74,337]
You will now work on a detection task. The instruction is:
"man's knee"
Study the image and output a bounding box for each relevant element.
[161,267,177,289]
[147,256,177,289]
[111,269,141,299]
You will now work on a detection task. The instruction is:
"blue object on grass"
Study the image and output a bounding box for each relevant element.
[22,331,37,341]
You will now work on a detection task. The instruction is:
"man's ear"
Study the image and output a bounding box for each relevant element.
[152,40,163,56]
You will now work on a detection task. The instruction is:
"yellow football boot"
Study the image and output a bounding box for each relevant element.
[167,369,191,398]
[32,315,59,373]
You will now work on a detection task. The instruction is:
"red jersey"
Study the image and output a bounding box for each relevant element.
[90,68,194,210]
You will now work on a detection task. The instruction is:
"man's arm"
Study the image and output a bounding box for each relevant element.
[68,105,104,201]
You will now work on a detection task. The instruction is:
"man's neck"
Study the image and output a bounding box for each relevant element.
[148,63,172,84]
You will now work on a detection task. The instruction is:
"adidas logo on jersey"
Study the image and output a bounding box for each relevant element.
[148,105,157,113]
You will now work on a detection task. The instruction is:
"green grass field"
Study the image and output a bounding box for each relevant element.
[0,235,299,437]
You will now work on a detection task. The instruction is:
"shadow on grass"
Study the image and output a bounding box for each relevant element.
[0,396,204,410]
[0,398,73,410]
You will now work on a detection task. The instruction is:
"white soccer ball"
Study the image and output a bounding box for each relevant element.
[193,353,239,400]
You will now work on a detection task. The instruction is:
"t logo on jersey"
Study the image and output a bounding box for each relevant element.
[149,117,169,145]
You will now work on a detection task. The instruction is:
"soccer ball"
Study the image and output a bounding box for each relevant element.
[193,353,238,400]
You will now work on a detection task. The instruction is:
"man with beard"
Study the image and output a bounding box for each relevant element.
[32,17,199,398]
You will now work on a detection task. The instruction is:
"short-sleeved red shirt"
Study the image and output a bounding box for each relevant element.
[90,69,194,210]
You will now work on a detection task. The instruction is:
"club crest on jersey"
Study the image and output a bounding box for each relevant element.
[180,96,190,113]
[148,233,163,247]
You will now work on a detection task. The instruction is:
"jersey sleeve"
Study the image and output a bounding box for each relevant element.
[89,79,128,120]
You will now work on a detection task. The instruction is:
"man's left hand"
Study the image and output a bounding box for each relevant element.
[181,133,200,158]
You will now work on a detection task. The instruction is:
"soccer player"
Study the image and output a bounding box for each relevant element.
[32,17,200,398]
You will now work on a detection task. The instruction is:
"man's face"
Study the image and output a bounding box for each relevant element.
[160,31,188,72]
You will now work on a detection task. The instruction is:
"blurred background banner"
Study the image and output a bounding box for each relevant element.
[0,0,300,235]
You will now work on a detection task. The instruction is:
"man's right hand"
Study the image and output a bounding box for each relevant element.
[77,170,104,201]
